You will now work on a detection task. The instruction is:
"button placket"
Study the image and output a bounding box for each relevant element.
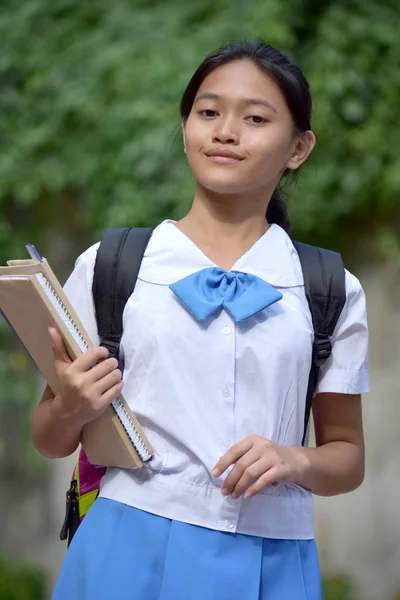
[218,312,238,533]
[220,318,235,401]
[219,495,242,532]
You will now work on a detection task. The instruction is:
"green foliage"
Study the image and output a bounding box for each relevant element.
[0,555,46,600]
[0,0,398,256]
[290,0,400,251]
[0,319,38,404]
[323,573,357,600]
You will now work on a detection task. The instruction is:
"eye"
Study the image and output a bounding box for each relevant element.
[246,115,268,124]
[198,109,218,118]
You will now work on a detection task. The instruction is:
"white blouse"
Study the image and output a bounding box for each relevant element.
[64,220,369,539]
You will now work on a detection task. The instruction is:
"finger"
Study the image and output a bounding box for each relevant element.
[244,466,283,499]
[72,345,109,373]
[92,368,123,396]
[231,458,272,498]
[48,327,72,370]
[99,380,124,407]
[85,357,120,384]
[212,438,254,477]
[221,448,262,496]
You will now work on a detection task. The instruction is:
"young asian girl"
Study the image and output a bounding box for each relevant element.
[32,40,369,600]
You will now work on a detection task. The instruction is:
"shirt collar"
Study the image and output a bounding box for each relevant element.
[138,220,304,288]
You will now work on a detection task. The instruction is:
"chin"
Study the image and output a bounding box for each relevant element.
[202,182,248,196]
[196,174,252,196]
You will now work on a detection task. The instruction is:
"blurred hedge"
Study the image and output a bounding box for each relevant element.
[0,0,399,259]
[0,556,46,600]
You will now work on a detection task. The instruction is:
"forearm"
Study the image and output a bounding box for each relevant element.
[293,441,365,497]
[31,396,83,459]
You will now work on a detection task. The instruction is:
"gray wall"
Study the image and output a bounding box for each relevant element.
[314,264,400,599]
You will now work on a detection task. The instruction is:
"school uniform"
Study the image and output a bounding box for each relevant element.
[52,221,369,600]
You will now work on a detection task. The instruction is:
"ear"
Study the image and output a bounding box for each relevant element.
[286,130,316,171]
[181,121,187,154]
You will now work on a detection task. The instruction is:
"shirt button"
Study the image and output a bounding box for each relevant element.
[227,523,234,530]
[223,384,231,397]
[222,326,231,335]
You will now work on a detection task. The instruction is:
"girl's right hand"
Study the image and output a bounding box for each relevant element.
[48,326,124,426]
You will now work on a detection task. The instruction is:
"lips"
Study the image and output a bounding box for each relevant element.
[205,149,244,164]
[205,149,244,160]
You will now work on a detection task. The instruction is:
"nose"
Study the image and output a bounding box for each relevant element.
[212,117,239,145]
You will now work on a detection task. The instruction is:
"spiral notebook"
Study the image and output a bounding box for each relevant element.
[0,244,153,469]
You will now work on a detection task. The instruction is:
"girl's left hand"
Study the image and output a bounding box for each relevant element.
[211,434,307,499]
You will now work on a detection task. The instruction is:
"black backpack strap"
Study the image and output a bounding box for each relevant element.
[292,241,346,445]
[92,227,153,363]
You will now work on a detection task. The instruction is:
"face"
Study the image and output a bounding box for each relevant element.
[183,60,315,196]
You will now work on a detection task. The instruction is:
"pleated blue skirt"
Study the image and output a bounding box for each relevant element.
[52,498,323,600]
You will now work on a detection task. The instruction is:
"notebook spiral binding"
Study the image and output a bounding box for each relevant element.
[35,273,152,462]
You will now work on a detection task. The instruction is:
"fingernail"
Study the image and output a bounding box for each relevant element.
[211,468,220,477]
[244,491,252,499]
[231,492,239,500]
[221,488,229,496]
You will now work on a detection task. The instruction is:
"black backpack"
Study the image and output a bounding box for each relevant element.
[60,226,346,545]
[93,227,346,445]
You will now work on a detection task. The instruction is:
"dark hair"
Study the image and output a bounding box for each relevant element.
[180,40,313,233]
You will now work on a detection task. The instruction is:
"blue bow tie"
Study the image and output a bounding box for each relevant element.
[169,267,282,323]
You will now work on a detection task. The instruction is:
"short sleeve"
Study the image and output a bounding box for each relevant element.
[63,242,100,346]
[315,270,369,395]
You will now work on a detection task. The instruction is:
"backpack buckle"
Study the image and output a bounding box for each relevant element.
[313,335,332,367]
[100,338,120,360]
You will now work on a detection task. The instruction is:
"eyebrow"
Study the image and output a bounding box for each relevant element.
[194,92,278,113]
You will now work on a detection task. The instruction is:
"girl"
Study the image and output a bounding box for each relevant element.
[32,40,369,600]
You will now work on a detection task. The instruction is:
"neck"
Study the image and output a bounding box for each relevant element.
[178,184,272,246]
